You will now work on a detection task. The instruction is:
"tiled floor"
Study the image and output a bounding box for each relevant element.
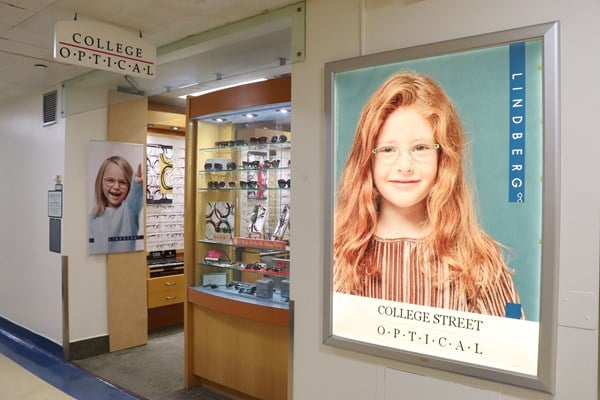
[0,327,139,400]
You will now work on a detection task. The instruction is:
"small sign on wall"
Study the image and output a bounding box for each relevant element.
[53,20,156,79]
[48,190,63,218]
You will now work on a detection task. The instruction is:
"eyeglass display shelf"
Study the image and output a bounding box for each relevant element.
[198,260,289,277]
[198,166,291,174]
[190,285,289,311]
[198,186,290,192]
[198,141,292,153]
[198,237,288,251]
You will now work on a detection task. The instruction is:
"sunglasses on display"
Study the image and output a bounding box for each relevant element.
[242,161,260,169]
[204,162,224,171]
[239,180,258,189]
[263,159,280,168]
[208,181,236,189]
[277,179,291,188]
[244,262,267,271]
[214,140,233,148]
[249,136,268,144]
[214,139,247,147]
[271,134,288,143]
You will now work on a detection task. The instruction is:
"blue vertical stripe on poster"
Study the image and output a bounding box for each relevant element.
[509,42,526,203]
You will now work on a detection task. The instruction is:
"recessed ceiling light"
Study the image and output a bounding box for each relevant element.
[244,113,258,118]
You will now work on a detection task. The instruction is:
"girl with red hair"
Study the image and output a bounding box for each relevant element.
[333,71,521,318]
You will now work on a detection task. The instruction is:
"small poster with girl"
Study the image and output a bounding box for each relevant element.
[88,140,145,255]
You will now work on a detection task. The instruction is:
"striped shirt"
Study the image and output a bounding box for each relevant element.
[360,237,521,318]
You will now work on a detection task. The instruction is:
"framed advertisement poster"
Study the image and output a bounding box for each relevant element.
[88,140,145,255]
[323,22,559,392]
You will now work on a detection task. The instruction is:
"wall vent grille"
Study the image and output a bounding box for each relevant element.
[43,90,57,126]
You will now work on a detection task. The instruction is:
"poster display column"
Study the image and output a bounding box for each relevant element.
[105,92,148,352]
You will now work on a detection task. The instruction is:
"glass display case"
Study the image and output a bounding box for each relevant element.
[193,102,291,307]
[183,76,291,400]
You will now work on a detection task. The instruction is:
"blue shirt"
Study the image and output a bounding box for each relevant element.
[89,180,143,254]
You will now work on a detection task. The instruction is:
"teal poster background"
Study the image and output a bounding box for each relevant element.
[333,40,543,321]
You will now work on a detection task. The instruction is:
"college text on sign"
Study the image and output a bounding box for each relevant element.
[54,20,156,79]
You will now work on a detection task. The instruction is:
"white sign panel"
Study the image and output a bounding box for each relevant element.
[54,20,156,79]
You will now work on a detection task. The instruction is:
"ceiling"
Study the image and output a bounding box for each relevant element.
[0,0,296,109]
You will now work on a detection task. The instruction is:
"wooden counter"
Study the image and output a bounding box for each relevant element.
[187,287,289,400]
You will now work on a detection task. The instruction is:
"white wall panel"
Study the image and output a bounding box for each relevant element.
[0,87,65,344]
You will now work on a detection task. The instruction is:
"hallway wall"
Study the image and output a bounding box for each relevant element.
[63,102,110,342]
[0,87,65,344]
[291,0,598,399]
[0,82,115,346]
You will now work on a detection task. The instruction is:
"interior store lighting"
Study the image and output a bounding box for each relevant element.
[178,78,267,98]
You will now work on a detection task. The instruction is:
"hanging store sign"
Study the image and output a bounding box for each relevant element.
[54,20,156,79]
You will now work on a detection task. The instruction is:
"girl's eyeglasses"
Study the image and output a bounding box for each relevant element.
[103,177,129,189]
[371,142,441,163]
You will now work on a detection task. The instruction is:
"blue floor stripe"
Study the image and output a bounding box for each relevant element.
[0,328,139,400]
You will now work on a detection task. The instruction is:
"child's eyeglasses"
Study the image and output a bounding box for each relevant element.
[103,177,129,189]
[371,143,441,163]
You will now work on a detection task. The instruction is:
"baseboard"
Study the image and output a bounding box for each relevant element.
[0,315,63,359]
[69,335,109,360]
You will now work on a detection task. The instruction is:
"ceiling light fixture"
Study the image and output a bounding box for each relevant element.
[178,78,267,99]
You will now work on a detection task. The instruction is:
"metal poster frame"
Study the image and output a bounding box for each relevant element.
[323,22,559,392]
